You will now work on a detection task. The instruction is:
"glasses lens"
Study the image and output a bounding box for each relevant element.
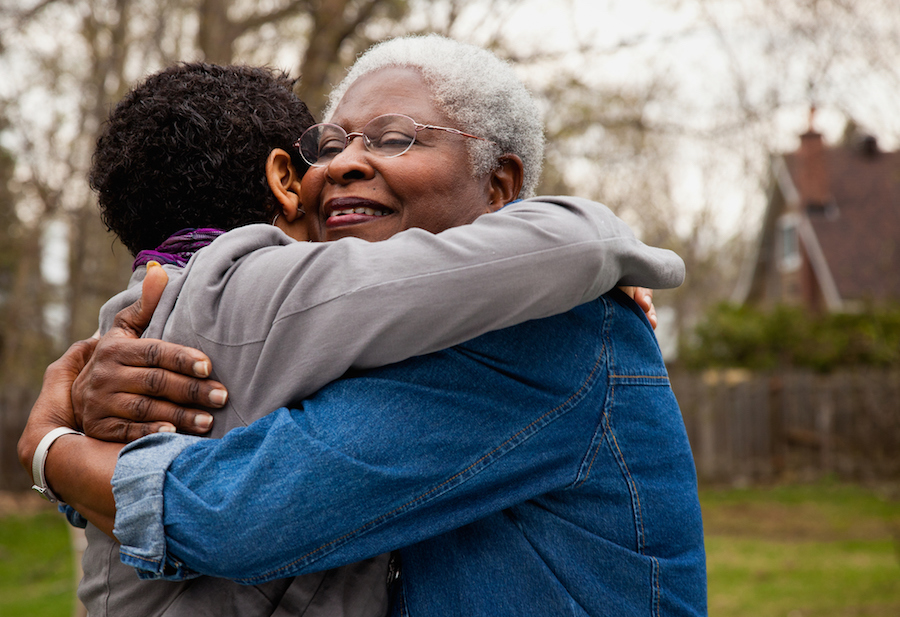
[363,114,417,158]
[299,124,347,167]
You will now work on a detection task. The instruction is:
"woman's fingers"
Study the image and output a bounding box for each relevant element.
[88,335,215,382]
[70,262,228,442]
[72,351,225,440]
[619,286,658,330]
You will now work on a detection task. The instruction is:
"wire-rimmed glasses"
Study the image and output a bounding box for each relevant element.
[294,113,493,168]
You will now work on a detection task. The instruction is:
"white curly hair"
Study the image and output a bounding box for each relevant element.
[324,34,544,198]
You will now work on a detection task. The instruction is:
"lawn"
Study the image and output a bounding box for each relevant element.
[701,481,900,616]
[0,495,79,617]
[1,482,898,616]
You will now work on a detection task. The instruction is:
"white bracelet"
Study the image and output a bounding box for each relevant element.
[31,427,84,503]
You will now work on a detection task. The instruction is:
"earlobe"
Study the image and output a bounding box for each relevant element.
[487,154,525,211]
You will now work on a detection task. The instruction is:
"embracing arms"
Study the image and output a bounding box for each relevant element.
[19,196,678,537]
[81,196,676,438]
[17,267,181,535]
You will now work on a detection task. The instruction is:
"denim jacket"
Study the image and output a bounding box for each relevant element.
[113,290,707,616]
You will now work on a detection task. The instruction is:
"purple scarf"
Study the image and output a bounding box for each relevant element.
[132,228,226,271]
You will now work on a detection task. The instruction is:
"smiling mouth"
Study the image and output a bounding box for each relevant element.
[330,206,390,218]
[324,199,394,227]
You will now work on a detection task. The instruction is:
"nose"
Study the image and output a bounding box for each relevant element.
[324,134,375,185]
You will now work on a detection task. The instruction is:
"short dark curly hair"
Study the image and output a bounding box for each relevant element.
[90,62,315,256]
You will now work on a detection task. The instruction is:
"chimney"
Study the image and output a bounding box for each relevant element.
[795,106,830,207]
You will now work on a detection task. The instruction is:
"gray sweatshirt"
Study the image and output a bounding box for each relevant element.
[79,196,685,617]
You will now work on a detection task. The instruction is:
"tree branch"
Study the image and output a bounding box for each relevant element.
[233,0,312,38]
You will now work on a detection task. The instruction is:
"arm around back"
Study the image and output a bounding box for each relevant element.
[175,196,683,404]
[77,196,682,438]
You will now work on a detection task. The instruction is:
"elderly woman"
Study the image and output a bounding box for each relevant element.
[20,35,706,616]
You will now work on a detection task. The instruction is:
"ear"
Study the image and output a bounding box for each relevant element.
[486,154,525,212]
[266,149,307,240]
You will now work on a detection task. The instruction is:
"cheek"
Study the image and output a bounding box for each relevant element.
[403,169,487,230]
[300,170,326,206]
[409,157,473,199]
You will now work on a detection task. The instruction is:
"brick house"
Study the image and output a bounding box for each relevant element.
[734,120,900,312]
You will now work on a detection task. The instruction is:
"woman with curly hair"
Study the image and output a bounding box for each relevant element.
[91,62,314,255]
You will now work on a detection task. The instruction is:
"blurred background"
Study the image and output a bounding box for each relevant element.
[0,0,898,615]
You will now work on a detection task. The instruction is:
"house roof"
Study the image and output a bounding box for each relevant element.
[782,133,900,304]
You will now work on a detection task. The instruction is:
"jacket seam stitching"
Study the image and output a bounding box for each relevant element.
[609,374,669,380]
[652,555,661,617]
[574,372,609,488]
[609,421,647,554]
[244,343,608,582]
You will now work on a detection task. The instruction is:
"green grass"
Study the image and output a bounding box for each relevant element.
[701,481,900,616]
[0,507,78,617]
[1,483,898,616]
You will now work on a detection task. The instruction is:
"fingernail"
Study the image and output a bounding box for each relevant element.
[209,389,228,406]
[195,413,213,430]
[147,260,160,269]
[193,361,210,378]
[157,424,176,433]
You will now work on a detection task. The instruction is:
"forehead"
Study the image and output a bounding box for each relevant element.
[329,67,449,129]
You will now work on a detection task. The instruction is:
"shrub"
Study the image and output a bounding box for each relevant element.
[679,303,900,371]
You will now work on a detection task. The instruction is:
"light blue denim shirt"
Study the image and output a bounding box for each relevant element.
[112,289,707,616]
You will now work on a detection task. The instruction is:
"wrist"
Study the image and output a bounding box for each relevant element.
[17,422,50,474]
[24,426,85,503]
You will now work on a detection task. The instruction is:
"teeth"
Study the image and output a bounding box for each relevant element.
[331,207,387,217]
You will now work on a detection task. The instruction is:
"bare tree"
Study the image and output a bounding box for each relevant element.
[527,0,900,346]
[0,0,435,355]
[3,0,899,374]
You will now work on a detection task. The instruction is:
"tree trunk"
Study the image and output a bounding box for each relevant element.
[197,0,238,63]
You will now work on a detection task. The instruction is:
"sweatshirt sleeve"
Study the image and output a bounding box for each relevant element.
[174,196,683,409]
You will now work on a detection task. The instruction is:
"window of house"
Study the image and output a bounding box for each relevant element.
[778,215,801,271]
[806,200,839,220]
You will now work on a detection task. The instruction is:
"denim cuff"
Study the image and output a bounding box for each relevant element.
[59,504,88,528]
[112,432,202,581]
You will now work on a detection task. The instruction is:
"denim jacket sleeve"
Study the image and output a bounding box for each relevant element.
[113,433,204,580]
[112,298,621,583]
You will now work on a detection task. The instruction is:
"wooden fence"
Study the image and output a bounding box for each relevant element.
[671,368,900,484]
[1,370,898,490]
